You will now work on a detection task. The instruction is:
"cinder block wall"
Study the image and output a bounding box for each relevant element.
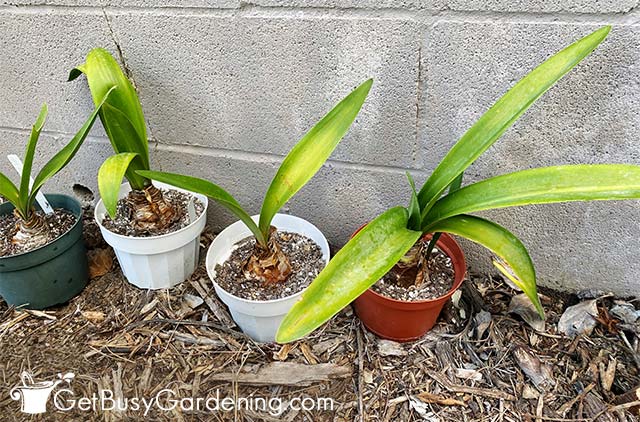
[1,1,639,295]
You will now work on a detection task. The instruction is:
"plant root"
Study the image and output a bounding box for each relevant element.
[243,226,292,286]
[125,184,178,231]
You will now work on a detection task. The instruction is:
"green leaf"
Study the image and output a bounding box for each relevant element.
[424,164,640,225]
[19,104,48,213]
[0,172,20,211]
[99,103,150,189]
[98,152,139,218]
[417,26,611,216]
[405,172,421,231]
[426,214,543,317]
[70,48,150,187]
[137,170,266,246]
[259,79,373,240]
[448,172,464,194]
[29,87,115,210]
[276,207,422,343]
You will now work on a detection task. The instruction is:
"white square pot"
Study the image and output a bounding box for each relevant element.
[95,182,208,289]
[206,214,330,343]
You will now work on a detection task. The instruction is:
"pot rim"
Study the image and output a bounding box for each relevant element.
[0,193,82,260]
[214,282,307,306]
[207,213,330,306]
[352,225,466,305]
[94,182,209,241]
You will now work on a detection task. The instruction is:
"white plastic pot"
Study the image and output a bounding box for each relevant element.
[206,214,330,343]
[95,182,208,289]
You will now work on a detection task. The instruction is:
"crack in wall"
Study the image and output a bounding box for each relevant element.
[102,7,133,80]
[413,42,423,167]
[101,7,159,148]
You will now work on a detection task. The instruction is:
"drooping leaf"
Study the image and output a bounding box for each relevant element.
[424,164,640,226]
[259,79,373,239]
[424,214,543,317]
[19,104,48,213]
[98,152,139,218]
[137,170,265,246]
[29,87,115,210]
[405,172,421,231]
[417,26,611,216]
[276,207,422,343]
[0,173,20,210]
[97,103,150,189]
[70,47,150,188]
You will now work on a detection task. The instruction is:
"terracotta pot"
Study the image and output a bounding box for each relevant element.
[352,229,466,342]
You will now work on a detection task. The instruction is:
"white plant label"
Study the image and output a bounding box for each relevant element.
[7,154,54,214]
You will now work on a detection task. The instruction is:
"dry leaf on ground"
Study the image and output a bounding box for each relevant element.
[87,248,113,279]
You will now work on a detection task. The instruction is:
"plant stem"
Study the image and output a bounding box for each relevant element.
[425,172,464,258]
[125,183,178,231]
[12,208,49,248]
[394,240,430,287]
[243,226,292,285]
[425,233,441,257]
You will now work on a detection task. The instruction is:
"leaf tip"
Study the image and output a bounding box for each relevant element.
[359,78,373,95]
[86,47,114,63]
[405,171,416,189]
[275,321,297,344]
[590,25,612,44]
[599,25,612,36]
[274,332,288,344]
[34,104,48,131]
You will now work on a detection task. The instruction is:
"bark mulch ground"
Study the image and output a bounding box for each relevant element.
[0,207,638,421]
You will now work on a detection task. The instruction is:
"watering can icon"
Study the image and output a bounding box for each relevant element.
[9,371,74,414]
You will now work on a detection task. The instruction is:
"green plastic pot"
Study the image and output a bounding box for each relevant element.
[0,194,88,310]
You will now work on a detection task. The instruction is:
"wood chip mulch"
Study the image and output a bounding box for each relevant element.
[0,207,638,421]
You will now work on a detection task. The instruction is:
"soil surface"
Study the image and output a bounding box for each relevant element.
[0,208,76,257]
[214,230,324,301]
[102,188,204,237]
[373,246,455,301]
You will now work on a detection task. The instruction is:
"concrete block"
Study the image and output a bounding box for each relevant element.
[2,1,240,7]
[426,0,638,14]
[0,11,112,136]
[149,143,413,244]
[252,0,421,8]
[421,22,640,295]
[110,14,422,168]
